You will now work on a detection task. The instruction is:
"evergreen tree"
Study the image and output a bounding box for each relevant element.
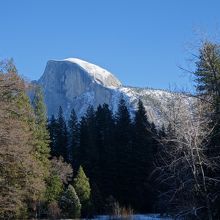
[132,99,156,212]
[73,166,91,217]
[114,97,132,206]
[78,106,97,176]
[45,175,64,203]
[78,116,88,169]
[76,104,116,212]
[59,185,81,219]
[150,122,159,154]
[48,115,57,157]
[90,182,104,215]
[195,42,220,106]
[95,104,116,198]
[32,86,50,175]
[56,106,68,161]
[68,108,79,165]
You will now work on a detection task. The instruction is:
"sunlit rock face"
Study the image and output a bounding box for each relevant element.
[38,59,123,118]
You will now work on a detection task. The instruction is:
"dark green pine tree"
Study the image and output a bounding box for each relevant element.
[195,42,220,103]
[194,42,220,145]
[151,122,159,154]
[132,99,156,212]
[90,182,104,215]
[77,116,87,169]
[32,86,50,175]
[48,114,58,157]
[56,106,68,161]
[76,104,116,213]
[95,104,116,199]
[78,106,97,177]
[114,97,132,206]
[68,108,79,165]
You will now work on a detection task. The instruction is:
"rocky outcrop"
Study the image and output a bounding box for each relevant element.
[38,59,122,118]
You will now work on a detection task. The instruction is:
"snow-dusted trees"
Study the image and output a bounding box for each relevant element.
[155,93,217,219]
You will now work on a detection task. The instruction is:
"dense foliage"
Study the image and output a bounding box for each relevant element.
[48,99,159,214]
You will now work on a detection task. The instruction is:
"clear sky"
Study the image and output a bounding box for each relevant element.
[1,0,220,90]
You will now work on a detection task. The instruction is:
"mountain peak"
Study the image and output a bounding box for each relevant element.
[63,58,122,88]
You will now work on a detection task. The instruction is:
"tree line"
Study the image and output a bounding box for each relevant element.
[48,97,160,215]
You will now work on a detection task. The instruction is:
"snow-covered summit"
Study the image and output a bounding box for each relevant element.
[63,58,122,88]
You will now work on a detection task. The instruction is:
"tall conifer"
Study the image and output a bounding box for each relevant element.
[32,86,50,174]
[56,106,68,161]
[68,108,79,165]
[114,97,132,206]
[132,99,155,211]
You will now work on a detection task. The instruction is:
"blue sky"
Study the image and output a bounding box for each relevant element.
[1,0,220,90]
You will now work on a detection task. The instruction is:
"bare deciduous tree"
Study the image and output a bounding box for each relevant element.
[50,156,73,184]
[155,92,219,220]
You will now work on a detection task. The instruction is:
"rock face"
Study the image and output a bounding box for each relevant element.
[38,58,191,124]
[38,59,123,118]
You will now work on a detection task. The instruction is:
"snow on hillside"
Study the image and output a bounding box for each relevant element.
[117,86,171,124]
[117,86,193,125]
